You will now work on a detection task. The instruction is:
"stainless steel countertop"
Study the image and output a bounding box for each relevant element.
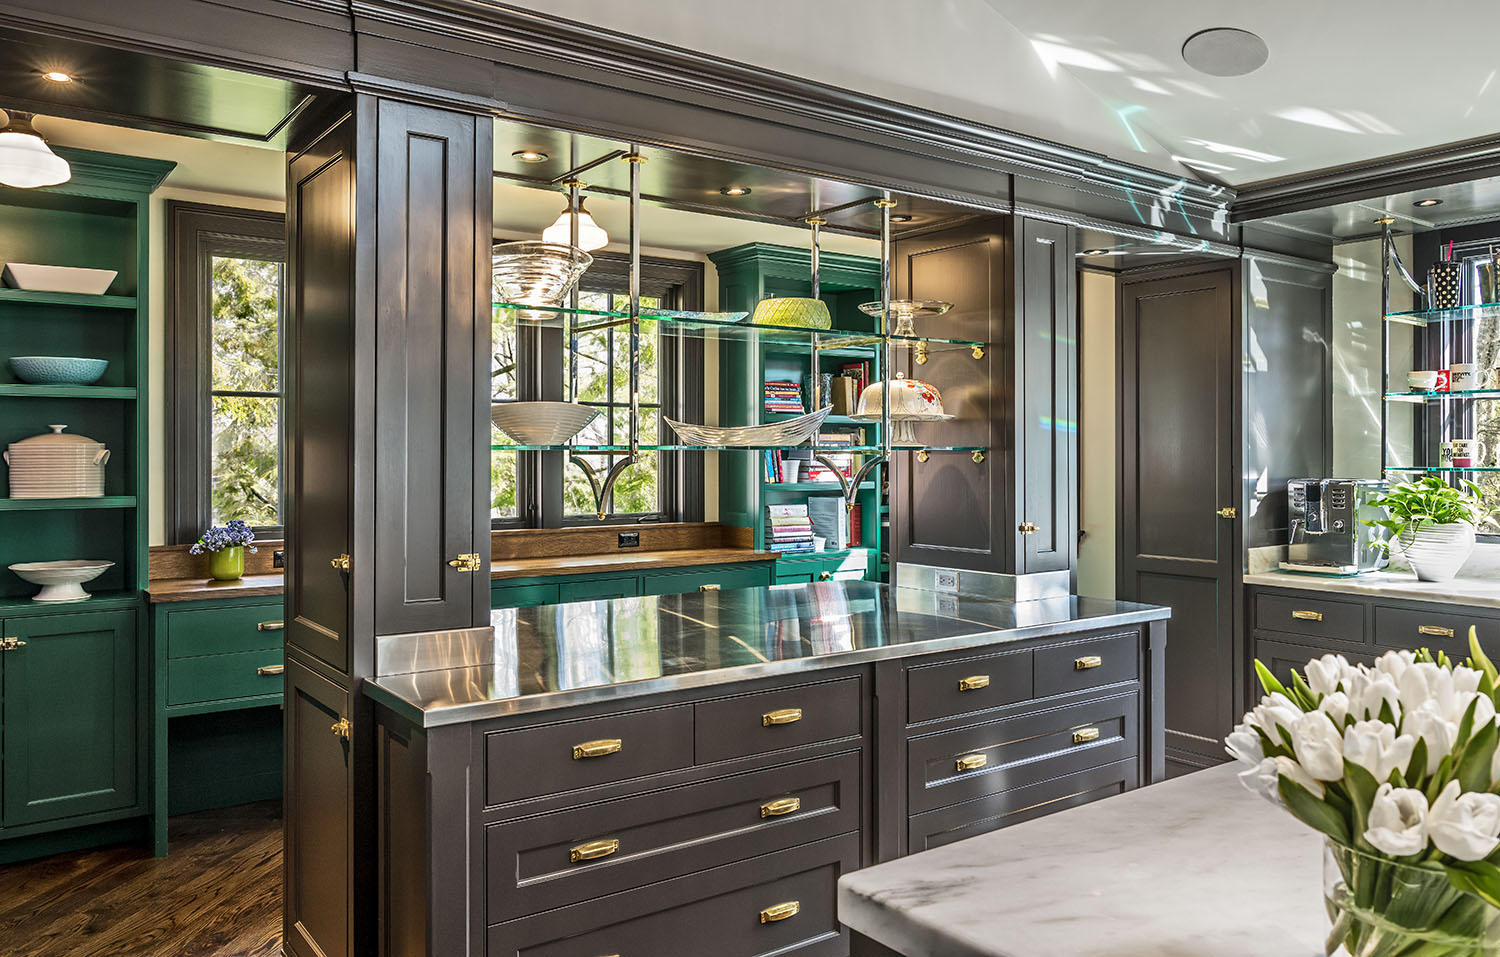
[361,581,1170,727]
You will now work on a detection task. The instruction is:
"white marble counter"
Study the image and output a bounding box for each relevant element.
[1245,550,1500,609]
[838,765,1326,957]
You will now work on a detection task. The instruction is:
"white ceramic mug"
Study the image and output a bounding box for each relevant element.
[1450,363,1479,392]
[1408,370,1441,392]
[1442,438,1485,468]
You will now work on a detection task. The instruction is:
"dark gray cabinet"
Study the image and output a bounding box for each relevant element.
[889,215,1076,577]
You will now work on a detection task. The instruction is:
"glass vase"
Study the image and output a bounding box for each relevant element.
[208,546,245,582]
[1325,840,1500,956]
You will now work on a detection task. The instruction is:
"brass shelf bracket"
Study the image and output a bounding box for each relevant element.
[811,452,885,509]
[569,454,637,521]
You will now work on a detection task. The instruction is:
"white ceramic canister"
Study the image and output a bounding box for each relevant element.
[4,425,110,498]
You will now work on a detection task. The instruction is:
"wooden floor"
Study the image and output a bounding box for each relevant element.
[0,802,283,957]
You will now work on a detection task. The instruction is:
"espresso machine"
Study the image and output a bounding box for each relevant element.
[1280,479,1390,575]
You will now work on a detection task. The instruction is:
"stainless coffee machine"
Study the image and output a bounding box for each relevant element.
[1280,479,1390,575]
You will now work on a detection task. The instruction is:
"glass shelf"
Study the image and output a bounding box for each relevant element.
[1385,302,1500,326]
[1384,388,1500,402]
[493,302,986,355]
[492,443,986,454]
[1385,466,1500,474]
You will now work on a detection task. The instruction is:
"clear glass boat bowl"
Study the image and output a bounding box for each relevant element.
[490,401,600,446]
[492,241,593,307]
[665,407,832,447]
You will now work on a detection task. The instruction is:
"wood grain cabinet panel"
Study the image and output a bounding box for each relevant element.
[485,751,860,922]
[694,677,862,764]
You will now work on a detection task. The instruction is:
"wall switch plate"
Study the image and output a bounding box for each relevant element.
[273,549,286,569]
[618,532,640,549]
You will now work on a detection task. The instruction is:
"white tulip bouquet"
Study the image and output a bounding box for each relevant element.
[1230,631,1500,955]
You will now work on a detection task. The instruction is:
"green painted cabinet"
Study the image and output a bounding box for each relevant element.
[2,610,139,828]
[557,577,640,603]
[491,583,560,609]
[773,551,871,585]
[492,561,775,609]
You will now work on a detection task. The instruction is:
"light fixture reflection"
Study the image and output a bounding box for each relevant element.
[1414,198,1443,208]
[0,111,70,188]
[719,186,751,196]
[511,149,547,163]
[41,71,73,84]
[541,196,609,251]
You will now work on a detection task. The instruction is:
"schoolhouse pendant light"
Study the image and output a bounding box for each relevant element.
[541,196,609,252]
[0,111,70,188]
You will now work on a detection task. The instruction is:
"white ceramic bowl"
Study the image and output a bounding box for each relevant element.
[9,560,114,602]
[1407,370,1441,392]
[490,402,600,446]
[3,263,118,295]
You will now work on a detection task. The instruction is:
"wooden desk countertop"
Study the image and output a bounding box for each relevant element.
[146,573,286,603]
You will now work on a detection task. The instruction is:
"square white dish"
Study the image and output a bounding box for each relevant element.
[3,263,119,295]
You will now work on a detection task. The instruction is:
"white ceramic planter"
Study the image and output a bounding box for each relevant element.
[1400,521,1477,582]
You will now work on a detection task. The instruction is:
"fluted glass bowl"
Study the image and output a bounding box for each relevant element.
[665,407,831,447]
[490,401,599,446]
[492,242,593,307]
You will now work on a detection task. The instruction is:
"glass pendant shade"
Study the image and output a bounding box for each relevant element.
[541,199,609,252]
[0,112,70,189]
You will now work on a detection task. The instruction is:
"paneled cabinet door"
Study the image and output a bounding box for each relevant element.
[1,610,138,827]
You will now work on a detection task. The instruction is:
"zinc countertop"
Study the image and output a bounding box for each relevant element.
[362,580,1170,727]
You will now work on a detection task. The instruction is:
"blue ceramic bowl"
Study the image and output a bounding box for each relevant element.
[10,356,109,385]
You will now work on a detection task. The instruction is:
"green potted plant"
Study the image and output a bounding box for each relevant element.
[1365,476,1485,582]
[188,519,258,581]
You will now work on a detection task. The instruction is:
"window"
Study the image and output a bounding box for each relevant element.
[490,249,704,526]
[167,202,286,542]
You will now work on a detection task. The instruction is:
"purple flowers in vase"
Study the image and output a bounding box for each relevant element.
[190,520,258,582]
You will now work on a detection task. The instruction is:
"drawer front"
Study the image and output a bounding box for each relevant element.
[1033,632,1139,699]
[908,757,1138,852]
[492,583,560,609]
[1255,592,1364,643]
[557,577,640,603]
[167,648,285,706]
[695,677,862,764]
[1374,605,1498,657]
[907,648,1033,725]
[488,833,856,957]
[487,751,860,922]
[165,602,284,658]
[908,692,1138,814]
[775,552,868,583]
[485,706,694,806]
[642,563,772,596]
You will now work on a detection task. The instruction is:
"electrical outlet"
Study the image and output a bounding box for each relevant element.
[618,532,640,549]
[934,569,958,592]
[273,549,286,569]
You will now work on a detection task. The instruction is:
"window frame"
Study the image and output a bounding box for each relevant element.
[166,201,287,544]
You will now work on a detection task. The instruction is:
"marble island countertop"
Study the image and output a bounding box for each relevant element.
[838,764,1326,957]
[362,581,1170,727]
[1246,559,1500,608]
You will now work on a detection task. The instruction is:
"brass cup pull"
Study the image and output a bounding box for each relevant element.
[1073,727,1101,744]
[762,708,803,727]
[1419,625,1456,638]
[569,838,620,863]
[257,621,285,632]
[955,753,988,772]
[759,901,800,924]
[572,738,622,760]
[1291,610,1324,622]
[257,664,285,677]
[957,674,991,692]
[699,583,721,591]
[1074,655,1103,670]
[760,797,802,818]
[331,717,352,739]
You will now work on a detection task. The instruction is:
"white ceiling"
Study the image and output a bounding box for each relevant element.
[506,0,1500,188]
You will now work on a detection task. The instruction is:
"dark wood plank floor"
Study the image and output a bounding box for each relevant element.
[0,802,282,957]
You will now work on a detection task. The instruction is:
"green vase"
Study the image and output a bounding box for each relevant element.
[208,546,245,582]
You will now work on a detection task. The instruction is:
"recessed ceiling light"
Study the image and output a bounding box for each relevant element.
[720,186,751,196]
[1181,28,1269,77]
[40,71,73,84]
[1414,198,1443,208]
[889,214,914,223]
[1081,248,1111,256]
[511,149,548,163]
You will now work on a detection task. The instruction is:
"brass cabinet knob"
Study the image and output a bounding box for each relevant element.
[330,554,351,572]
[760,797,802,818]
[759,901,800,923]
[1419,624,1456,638]
[569,838,620,863]
[955,753,988,772]
[1216,507,1238,519]
[1072,727,1101,744]
[257,620,285,632]
[1291,610,1323,622]
[330,717,352,739]
[572,738,622,760]
[762,708,803,727]
[957,674,990,692]
[257,664,285,677]
[1018,522,1039,534]
[1074,655,1103,670]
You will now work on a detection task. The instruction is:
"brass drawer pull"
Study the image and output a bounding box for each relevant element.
[760,797,801,818]
[257,621,285,632]
[760,901,800,923]
[1073,727,1101,744]
[572,738,622,760]
[569,838,620,863]
[955,753,988,772]
[762,708,803,726]
[1419,625,1455,638]
[1291,610,1324,622]
[257,664,285,677]
[1074,655,1102,670]
[957,674,991,692]
[699,583,721,591]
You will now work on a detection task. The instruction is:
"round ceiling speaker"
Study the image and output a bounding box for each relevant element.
[1181,28,1269,77]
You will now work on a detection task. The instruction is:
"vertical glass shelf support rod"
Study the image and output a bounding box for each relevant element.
[1381,217,1391,479]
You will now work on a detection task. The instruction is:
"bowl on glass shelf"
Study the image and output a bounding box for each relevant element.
[751,297,832,330]
[857,299,952,339]
[9,559,114,602]
[665,407,832,447]
[490,401,600,446]
[491,242,593,310]
[850,375,953,444]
